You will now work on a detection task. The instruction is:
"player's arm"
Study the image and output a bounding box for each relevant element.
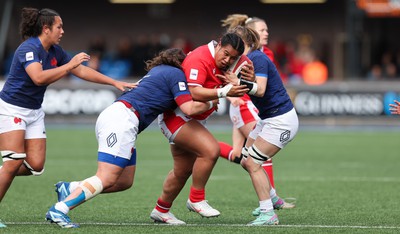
[176,94,218,116]
[26,52,90,86]
[71,63,137,92]
[189,85,249,101]
[240,75,267,97]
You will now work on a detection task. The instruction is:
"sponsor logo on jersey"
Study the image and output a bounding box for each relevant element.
[26,52,34,61]
[189,69,198,80]
[280,130,290,143]
[107,132,117,147]
[178,82,186,91]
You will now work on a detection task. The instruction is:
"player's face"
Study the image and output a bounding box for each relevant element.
[215,44,241,70]
[254,21,269,46]
[48,16,64,45]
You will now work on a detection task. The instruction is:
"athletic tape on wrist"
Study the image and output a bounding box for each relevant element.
[208,100,214,110]
[217,84,233,98]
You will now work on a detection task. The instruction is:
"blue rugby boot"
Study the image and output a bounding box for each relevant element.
[55,181,71,202]
[45,205,79,228]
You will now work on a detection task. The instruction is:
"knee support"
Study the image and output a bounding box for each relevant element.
[1,150,26,162]
[79,176,103,201]
[248,145,270,165]
[23,160,44,176]
[241,147,249,159]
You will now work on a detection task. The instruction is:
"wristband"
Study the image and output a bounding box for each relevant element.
[208,100,214,110]
[217,84,233,98]
[240,79,258,95]
[248,83,258,95]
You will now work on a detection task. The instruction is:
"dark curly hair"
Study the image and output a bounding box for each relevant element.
[19,7,60,41]
[145,48,186,71]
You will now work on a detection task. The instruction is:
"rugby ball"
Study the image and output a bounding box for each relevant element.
[227,55,251,77]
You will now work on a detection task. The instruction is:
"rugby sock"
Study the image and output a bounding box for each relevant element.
[218,142,233,161]
[55,202,69,214]
[259,199,274,213]
[189,186,205,202]
[155,198,172,213]
[262,159,275,188]
[270,187,277,200]
[69,181,80,193]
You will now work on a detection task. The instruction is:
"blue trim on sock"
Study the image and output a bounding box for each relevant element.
[65,191,86,207]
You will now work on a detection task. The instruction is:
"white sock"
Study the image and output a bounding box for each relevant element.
[270,187,277,199]
[55,202,70,214]
[69,181,80,193]
[259,199,273,213]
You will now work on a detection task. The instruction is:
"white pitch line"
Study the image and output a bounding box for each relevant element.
[4,222,400,229]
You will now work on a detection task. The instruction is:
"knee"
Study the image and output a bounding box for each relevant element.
[23,160,45,176]
[202,142,220,161]
[174,169,192,182]
[118,179,134,191]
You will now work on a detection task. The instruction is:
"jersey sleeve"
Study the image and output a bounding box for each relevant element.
[253,54,269,79]
[168,69,193,105]
[183,56,208,87]
[18,43,40,69]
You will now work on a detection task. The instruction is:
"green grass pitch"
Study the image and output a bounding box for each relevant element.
[1,125,400,233]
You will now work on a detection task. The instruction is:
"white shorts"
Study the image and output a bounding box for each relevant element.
[158,108,207,143]
[229,101,260,129]
[96,102,138,160]
[0,98,46,139]
[248,108,299,149]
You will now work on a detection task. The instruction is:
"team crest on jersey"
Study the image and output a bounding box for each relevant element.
[178,82,187,91]
[14,117,22,124]
[51,57,57,67]
[189,69,198,80]
[26,52,34,61]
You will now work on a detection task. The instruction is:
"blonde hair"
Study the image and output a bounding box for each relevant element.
[221,14,266,32]
[222,14,262,51]
[227,26,261,52]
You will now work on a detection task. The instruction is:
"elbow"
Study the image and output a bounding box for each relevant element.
[32,79,48,86]
[181,109,195,116]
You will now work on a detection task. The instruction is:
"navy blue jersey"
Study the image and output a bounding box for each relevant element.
[247,49,293,119]
[0,37,70,109]
[117,64,192,133]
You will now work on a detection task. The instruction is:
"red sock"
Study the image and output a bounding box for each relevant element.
[219,142,233,161]
[189,186,205,202]
[262,159,275,188]
[155,198,172,213]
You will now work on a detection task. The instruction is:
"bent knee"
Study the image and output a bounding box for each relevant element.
[23,161,45,176]
[200,143,220,160]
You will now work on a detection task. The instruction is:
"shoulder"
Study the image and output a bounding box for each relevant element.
[17,38,39,52]
[152,65,185,79]
[249,50,269,63]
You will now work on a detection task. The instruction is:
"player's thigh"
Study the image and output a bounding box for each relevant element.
[173,120,219,156]
[116,165,136,186]
[0,130,25,152]
[254,137,281,158]
[239,120,257,138]
[24,138,46,168]
[96,161,125,186]
[170,144,196,177]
